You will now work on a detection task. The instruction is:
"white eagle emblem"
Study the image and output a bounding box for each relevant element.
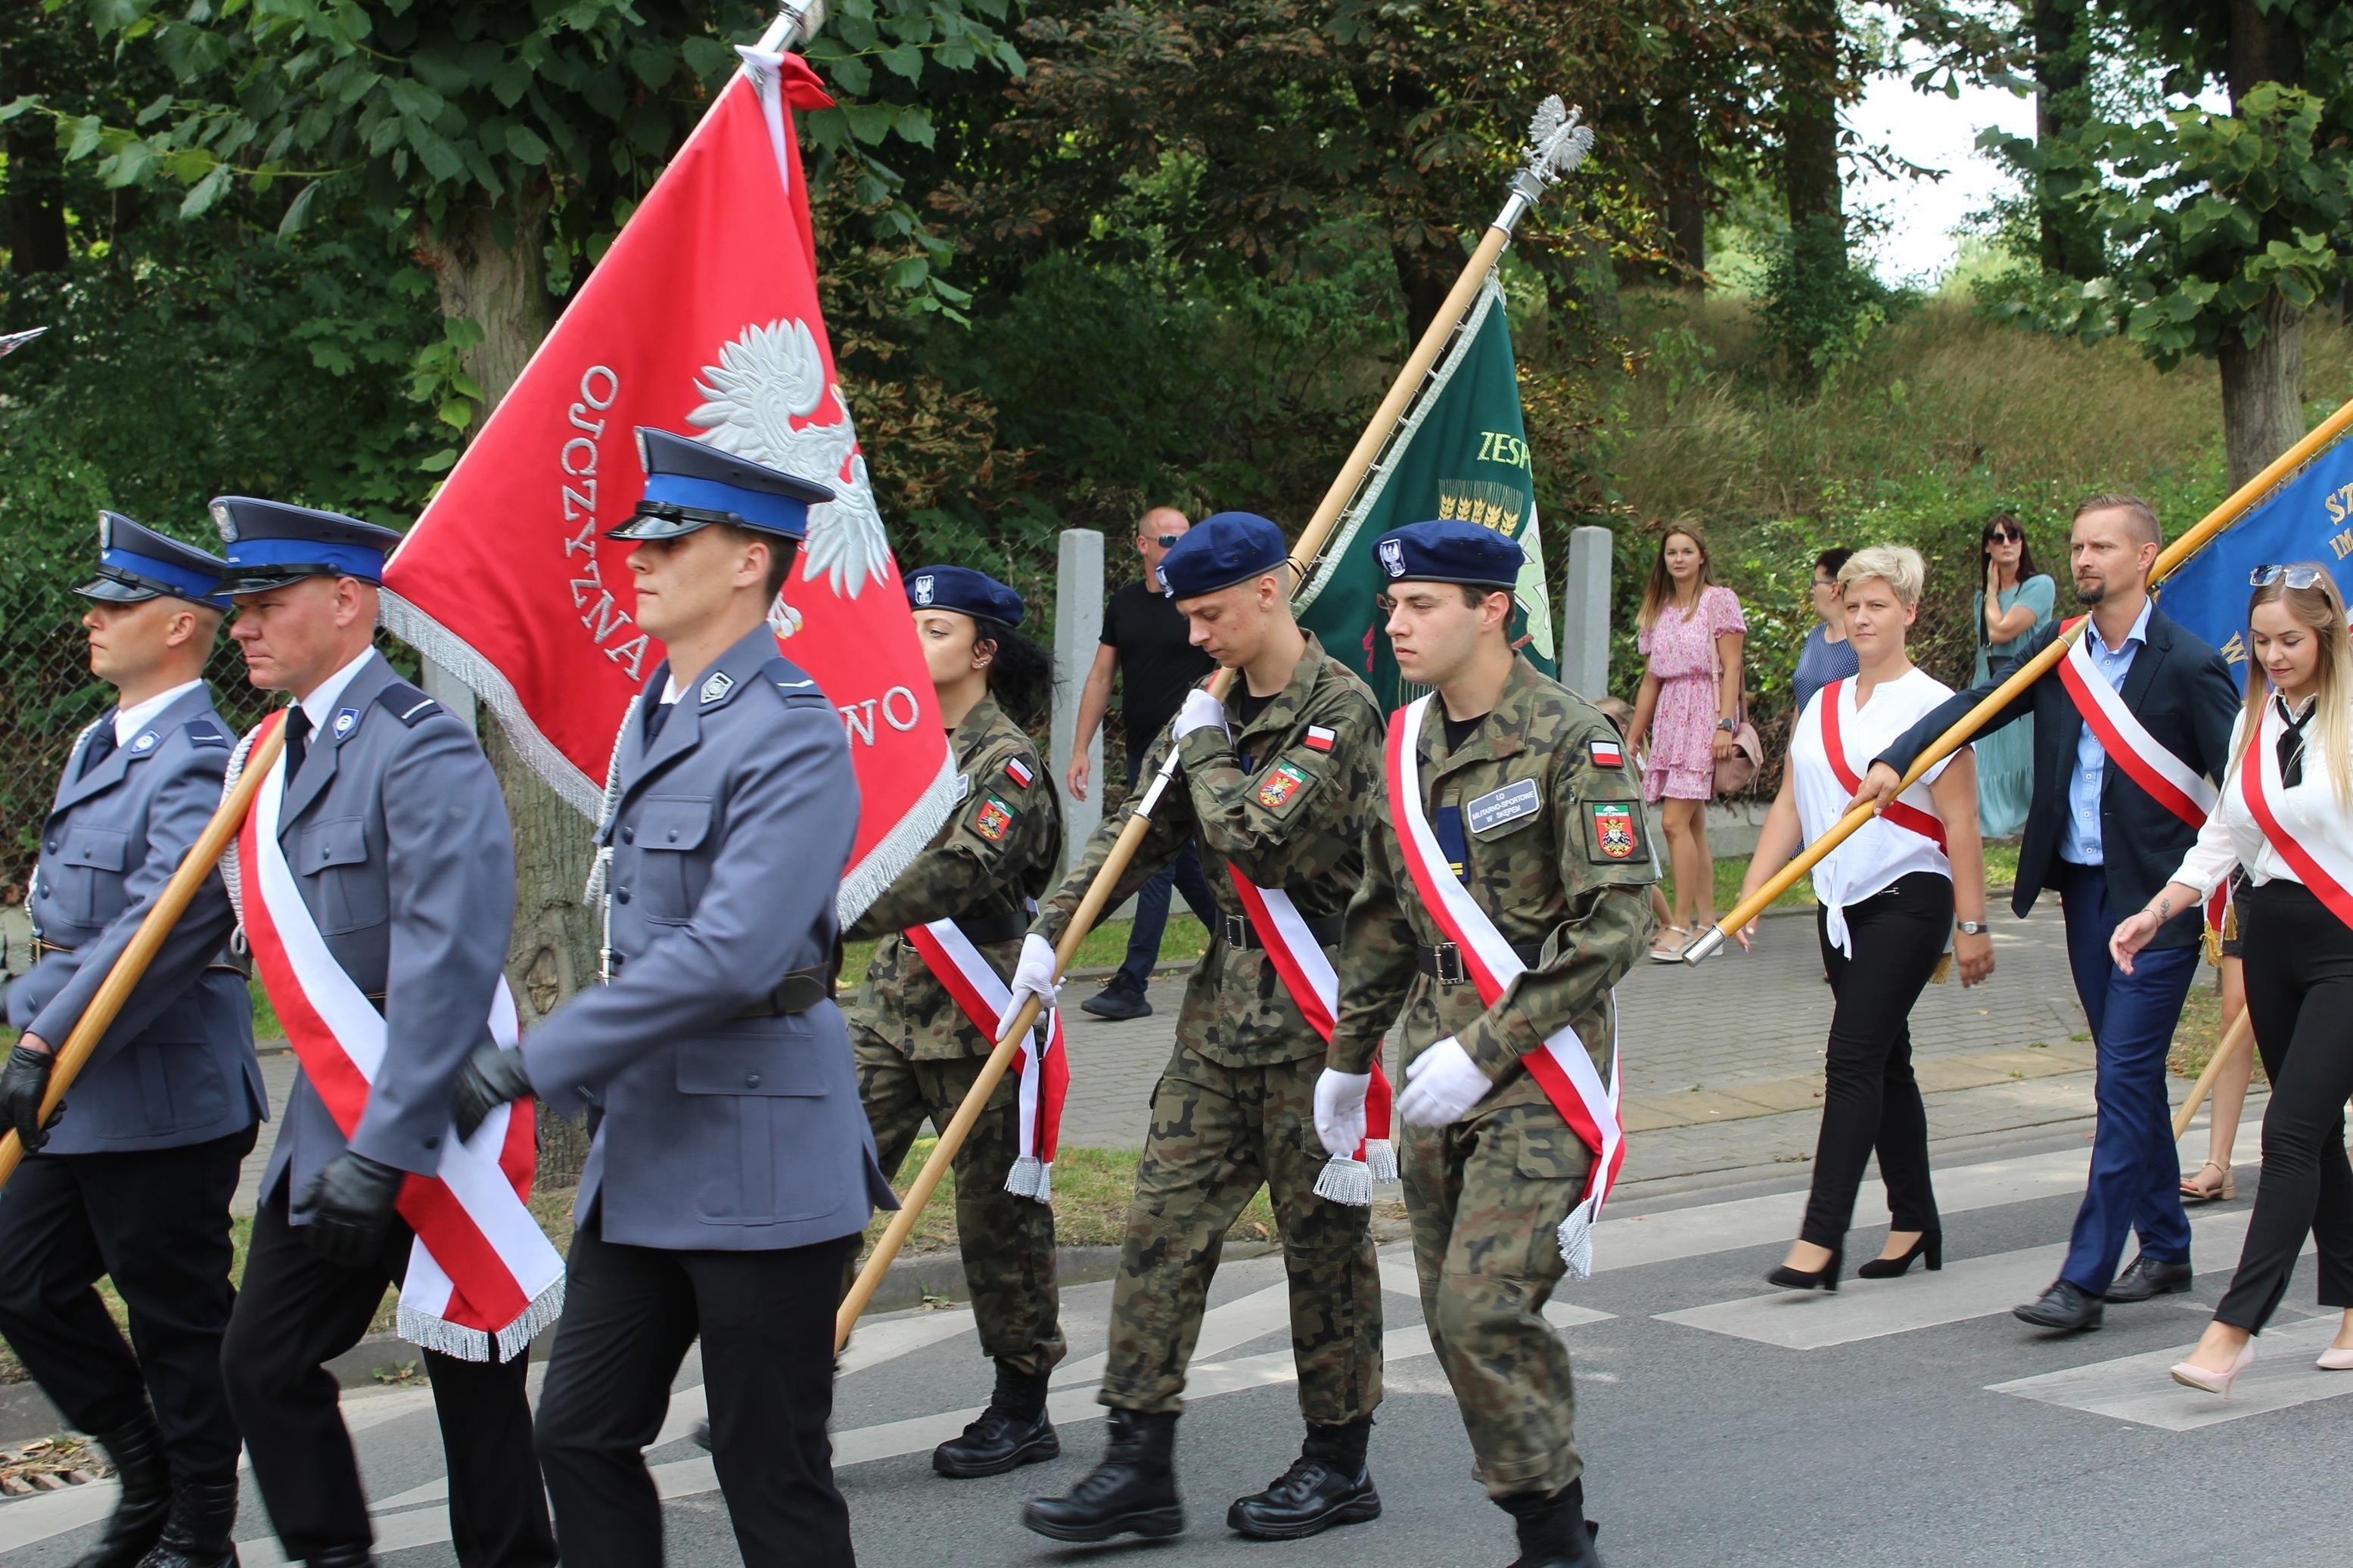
[1378,539,1406,578]
[912,574,934,607]
[687,319,891,609]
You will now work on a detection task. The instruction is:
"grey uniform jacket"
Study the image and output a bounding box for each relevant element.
[8,685,263,1155]
[524,624,895,1253]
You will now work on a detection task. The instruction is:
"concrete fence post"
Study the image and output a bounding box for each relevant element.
[419,657,479,734]
[1051,528,1105,873]
[1562,524,1613,702]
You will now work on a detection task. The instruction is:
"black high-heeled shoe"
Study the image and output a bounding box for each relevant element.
[1857,1229,1942,1279]
[1766,1243,1842,1293]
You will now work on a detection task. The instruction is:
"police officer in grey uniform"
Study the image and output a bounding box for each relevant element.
[197,500,555,1568]
[0,513,262,1568]
[452,430,896,1567]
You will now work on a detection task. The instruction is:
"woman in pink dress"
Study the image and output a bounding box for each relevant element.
[1626,524,1747,960]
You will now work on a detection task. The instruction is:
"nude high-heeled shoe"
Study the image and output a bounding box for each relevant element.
[2169,1343,2254,1396]
[2315,1345,2353,1371]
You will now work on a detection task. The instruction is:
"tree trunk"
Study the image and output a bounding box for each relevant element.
[1391,236,1459,346]
[1780,0,1844,261]
[1,36,69,275]
[417,188,599,1185]
[2225,0,2304,101]
[1658,88,1706,289]
[2218,292,2305,491]
[2029,0,2100,279]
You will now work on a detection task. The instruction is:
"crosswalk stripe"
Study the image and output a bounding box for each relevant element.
[1988,1314,2353,1430]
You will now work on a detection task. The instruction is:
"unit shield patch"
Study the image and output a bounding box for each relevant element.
[1257,761,1309,809]
[974,793,1015,841]
[1587,800,1645,863]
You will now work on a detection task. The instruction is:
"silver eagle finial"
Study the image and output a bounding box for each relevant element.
[1497,97,1595,236]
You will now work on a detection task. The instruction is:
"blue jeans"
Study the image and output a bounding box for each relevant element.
[2053,861,2197,1293]
[1112,754,1219,994]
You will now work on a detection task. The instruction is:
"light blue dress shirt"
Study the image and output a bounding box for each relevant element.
[2058,598,2152,866]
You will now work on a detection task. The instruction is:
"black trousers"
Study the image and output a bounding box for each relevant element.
[1801,871,1950,1249]
[220,1181,555,1566]
[534,1216,858,1568]
[2215,880,2353,1331]
[0,1126,255,1480]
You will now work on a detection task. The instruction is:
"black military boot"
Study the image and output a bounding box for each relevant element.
[135,1476,241,1568]
[1020,1408,1182,1542]
[1226,1414,1381,1539]
[933,1362,1058,1478]
[303,1547,378,1567]
[1500,1481,1604,1568]
[76,1414,173,1568]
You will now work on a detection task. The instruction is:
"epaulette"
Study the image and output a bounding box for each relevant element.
[182,717,231,750]
[374,681,445,727]
[762,654,828,706]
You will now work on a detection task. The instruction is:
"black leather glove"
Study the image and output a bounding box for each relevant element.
[1,1045,61,1150]
[450,1043,536,1141]
[296,1150,407,1268]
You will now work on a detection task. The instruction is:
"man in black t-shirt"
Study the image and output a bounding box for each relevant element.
[1065,508,1220,1019]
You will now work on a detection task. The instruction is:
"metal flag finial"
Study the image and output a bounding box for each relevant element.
[1497,96,1595,236]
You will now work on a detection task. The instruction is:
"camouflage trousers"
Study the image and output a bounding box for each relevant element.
[853,1035,1066,1377]
[1400,1098,1593,1500]
[1102,1042,1382,1422]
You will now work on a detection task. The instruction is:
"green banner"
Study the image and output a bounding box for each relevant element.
[1295,277,1553,707]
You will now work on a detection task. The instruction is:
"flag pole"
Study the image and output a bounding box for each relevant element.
[836,98,1599,1348]
[0,725,286,1193]
[2173,1009,2252,1141]
[1685,390,2353,966]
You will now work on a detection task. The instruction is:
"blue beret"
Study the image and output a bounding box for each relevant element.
[80,511,231,610]
[1374,520,1524,591]
[609,428,837,542]
[906,565,1024,629]
[210,498,402,595]
[1156,511,1288,600]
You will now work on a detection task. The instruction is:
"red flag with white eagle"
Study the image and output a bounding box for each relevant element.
[381,45,953,921]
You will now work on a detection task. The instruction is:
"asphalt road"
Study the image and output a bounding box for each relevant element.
[5,1126,2347,1567]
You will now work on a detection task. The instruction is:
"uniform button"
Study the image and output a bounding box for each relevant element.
[44,840,56,854]
[321,848,331,861]
[667,827,679,843]
[422,1135,440,1150]
[615,887,631,904]
[744,1073,761,1088]
[621,827,636,845]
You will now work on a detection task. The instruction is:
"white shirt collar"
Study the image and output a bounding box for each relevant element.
[2087,598,2153,658]
[296,647,382,730]
[113,679,205,745]
[659,675,683,706]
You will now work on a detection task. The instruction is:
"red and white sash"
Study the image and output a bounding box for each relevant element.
[904,919,1068,1203]
[1223,862,1397,1205]
[1384,696,1624,1278]
[1818,678,1947,852]
[226,711,564,1362]
[2238,700,2353,929]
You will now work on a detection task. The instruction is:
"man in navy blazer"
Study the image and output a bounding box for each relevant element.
[0,513,263,1568]
[1856,495,2238,1330]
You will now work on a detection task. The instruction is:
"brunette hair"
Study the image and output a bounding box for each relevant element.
[1979,514,2040,586]
[974,618,1056,729]
[1638,522,1717,632]
[2233,567,2353,809]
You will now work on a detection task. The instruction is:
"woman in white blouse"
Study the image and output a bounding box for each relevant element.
[1736,545,1997,1291]
[2111,564,2353,1393]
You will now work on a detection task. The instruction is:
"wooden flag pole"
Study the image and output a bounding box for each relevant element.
[2173,1009,2253,1142]
[0,723,285,1192]
[1685,390,2353,966]
[835,99,1599,1348]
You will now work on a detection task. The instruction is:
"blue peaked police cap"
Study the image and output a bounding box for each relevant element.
[607,428,837,542]
[1374,519,1524,591]
[210,498,403,596]
[906,565,1025,629]
[1156,511,1288,599]
[79,511,232,610]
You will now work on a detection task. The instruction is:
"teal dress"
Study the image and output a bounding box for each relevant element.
[1970,573,2056,838]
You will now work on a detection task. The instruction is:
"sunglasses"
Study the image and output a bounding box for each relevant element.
[1151,534,1183,549]
[1986,529,2022,543]
[1810,577,1837,590]
[2251,564,2328,589]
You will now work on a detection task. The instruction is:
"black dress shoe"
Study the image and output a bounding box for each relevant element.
[1765,1242,1842,1293]
[2014,1278,2104,1330]
[2105,1256,2193,1303]
[1021,1409,1183,1542]
[1226,1418,1380,1540]
[78,1414,173,1568]
[934,1406,1058,1477]
[135,1476,241,1568]
[1079,981,1152,1021]
[303,1549,379,1567]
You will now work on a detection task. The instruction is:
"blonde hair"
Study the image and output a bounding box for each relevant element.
[2232,566,2353,809]
[1638,522,1717,632]
[1836,544,1926,606]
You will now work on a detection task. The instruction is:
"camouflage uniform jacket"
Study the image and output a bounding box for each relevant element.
[1330,655,1656,1110]
[1034,633,1382,1069]
[846,697,1062,1060]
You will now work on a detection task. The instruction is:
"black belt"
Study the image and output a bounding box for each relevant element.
[733,965,835,1019]
[33,935,248,977]
[1416,939,1545,986]
[1217,911,1343,952]
[942,908,1029,946]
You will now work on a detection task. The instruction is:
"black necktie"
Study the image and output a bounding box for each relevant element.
[2277,694,2314,790]
[644,698,672,744]
[79,722,118,779]
[283,707,312,779]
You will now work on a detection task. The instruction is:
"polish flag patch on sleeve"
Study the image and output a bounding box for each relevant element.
[1303,725,1337,753]
[1589,737,1625,769]
[1003,757,1035,790]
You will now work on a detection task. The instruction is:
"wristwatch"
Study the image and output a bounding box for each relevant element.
[1717,718,1737,733]
[1955,920,1987,936]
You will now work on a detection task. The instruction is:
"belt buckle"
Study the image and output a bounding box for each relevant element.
[1433,942,1466,986]
[1221,914,1251,949]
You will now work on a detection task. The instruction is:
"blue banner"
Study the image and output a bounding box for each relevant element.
[2158,432,2353,668]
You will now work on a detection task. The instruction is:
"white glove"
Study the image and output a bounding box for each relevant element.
[1397,1037,1492,1127]
[1313,1069,1372,1157]
[993,933,1061,1039]
[1172,688,1228,741]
